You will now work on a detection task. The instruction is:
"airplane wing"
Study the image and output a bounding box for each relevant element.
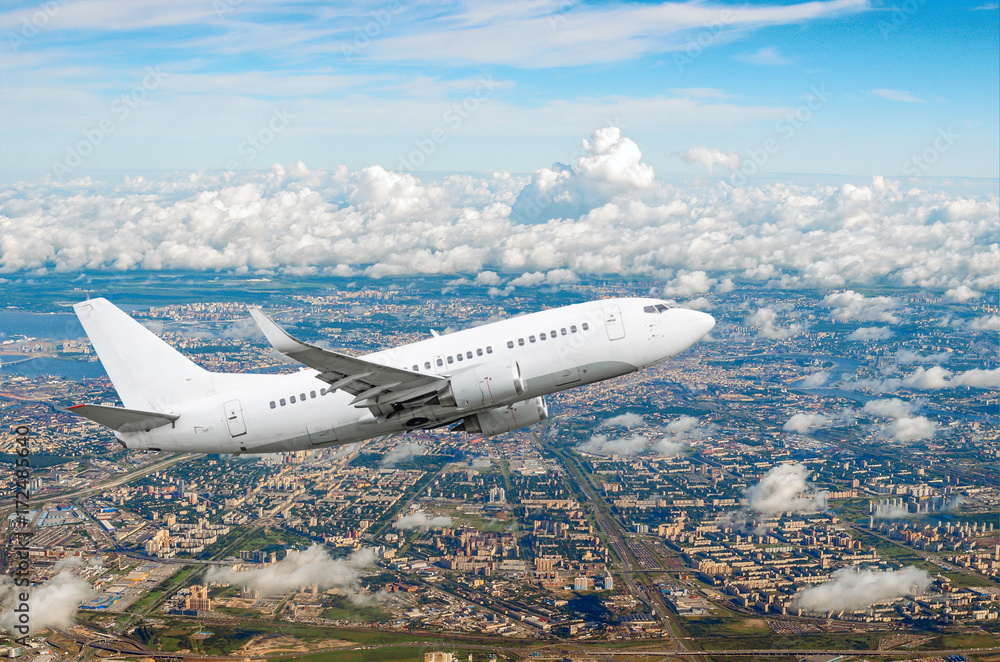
[67,404,178,433]
[248,307,448,411]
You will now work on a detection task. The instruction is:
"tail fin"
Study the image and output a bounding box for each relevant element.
[74,298,213,410]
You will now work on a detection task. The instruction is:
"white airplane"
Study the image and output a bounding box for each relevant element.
[67,297,714,454]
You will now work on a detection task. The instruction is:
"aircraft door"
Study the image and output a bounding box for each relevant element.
[307,419,337,446]
[224,399,247,437]
[603,304,625,341]
[432,354,447,375]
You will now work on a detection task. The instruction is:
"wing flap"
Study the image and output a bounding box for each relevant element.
[68,404,178,433]
[248,307,446,408]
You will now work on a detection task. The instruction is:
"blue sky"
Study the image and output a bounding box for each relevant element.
[1,0,997,179]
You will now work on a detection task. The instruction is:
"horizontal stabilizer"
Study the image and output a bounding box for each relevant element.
[67,404,178,433]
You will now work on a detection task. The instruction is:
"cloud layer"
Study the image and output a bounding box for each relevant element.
[0,566,95,635]
[1,129,996,294]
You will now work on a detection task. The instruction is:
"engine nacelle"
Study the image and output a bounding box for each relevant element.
[438,359,525,409]
[458,396,548,437]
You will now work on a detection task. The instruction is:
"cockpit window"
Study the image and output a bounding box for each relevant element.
[645,302,678,313]
[644,305,656,313]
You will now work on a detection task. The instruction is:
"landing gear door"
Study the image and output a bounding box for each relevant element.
[603,304,625,341]
[224,399,247,437]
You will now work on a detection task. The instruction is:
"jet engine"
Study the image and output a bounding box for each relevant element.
[438,359,525,409]
[455,396,548,437]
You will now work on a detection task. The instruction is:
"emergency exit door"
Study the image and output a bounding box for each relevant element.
[224,399,247,437]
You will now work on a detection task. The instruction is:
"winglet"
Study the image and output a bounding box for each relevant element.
[248,307,312,355]
[68,404,178,433]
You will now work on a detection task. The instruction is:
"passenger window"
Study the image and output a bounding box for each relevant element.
[310,391,316,399]
[269,401,276,409]
[518,338,525,346]
[300,393,306,401]
[436,358,444,366]
[447,356,454,364]
[280,398,286,406]
[507,341,514,349]
[486,346,493,354]
[412,364,418,371]
[529,335,536,343]
[457,354,463,362]
[570,325,577,333]
[289,395,296,403]
[561,328,567,335]
[476,348,483,356]
[551,330,556,337]
[540,332,547,340]
[582,323,589,331]
[466,351,473,359]
[425,361,432,369]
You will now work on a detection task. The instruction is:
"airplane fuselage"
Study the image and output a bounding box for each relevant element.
[80,297,714,454]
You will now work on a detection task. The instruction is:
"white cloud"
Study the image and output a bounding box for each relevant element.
[510,127,655,222]
[662,270,717,297]
[862,398,915,419]
[884,416,937,442]
[944,285,981,302]
[653,437,685,456]
[665,416,700,434]
[871,89,924,103]
[745,463,827,516]
[603,413,646,428]
[575,433,648,457]
[896,349,951,364]
[823,291,901,324]
[800,371,831,388]
[970,314,1000,331]
[736,46,793,66]
[393,512,454,530]
[847,327,894,341]
[206,545,377,603]
[380,442,426,467]
[783,413,832,434]
[953,368,1000,388]
[902,366,953,389]
[0,567,95,635]
[790,566,931,613]
[746,307,805,339]
[0,131,996,295]
[681,146,741,172]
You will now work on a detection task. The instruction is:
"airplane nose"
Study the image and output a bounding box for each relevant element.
[687,310,715,342]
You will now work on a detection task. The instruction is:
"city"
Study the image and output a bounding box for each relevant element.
[0,272,996,661]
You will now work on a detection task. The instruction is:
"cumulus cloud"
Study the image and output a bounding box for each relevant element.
[823,291,901,324]
[681,146,741,173]
[783,413,832,434]
[746,307,805,339]
[896,349,951,364]
[800,371,831,388]
[900,366,1000,389]
[745,463,827,516]
[944,285,982,302]
[662,270,717,298]
[0,132,996,294]
[862,398,916,419]
[575,433,648,457]
[393,511,454,530]
[206,545,377,602]
[603,413,646,428]
[953,368,1000,388]
[885,416,938,442]
[653,437,685,456]
[970,314,1000,332]
[0,566,95,634]
[790,566,931,613]
[380,442,426,467]
[510,127,655,222]
[665,416,699,434]
[847,327,894,341]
